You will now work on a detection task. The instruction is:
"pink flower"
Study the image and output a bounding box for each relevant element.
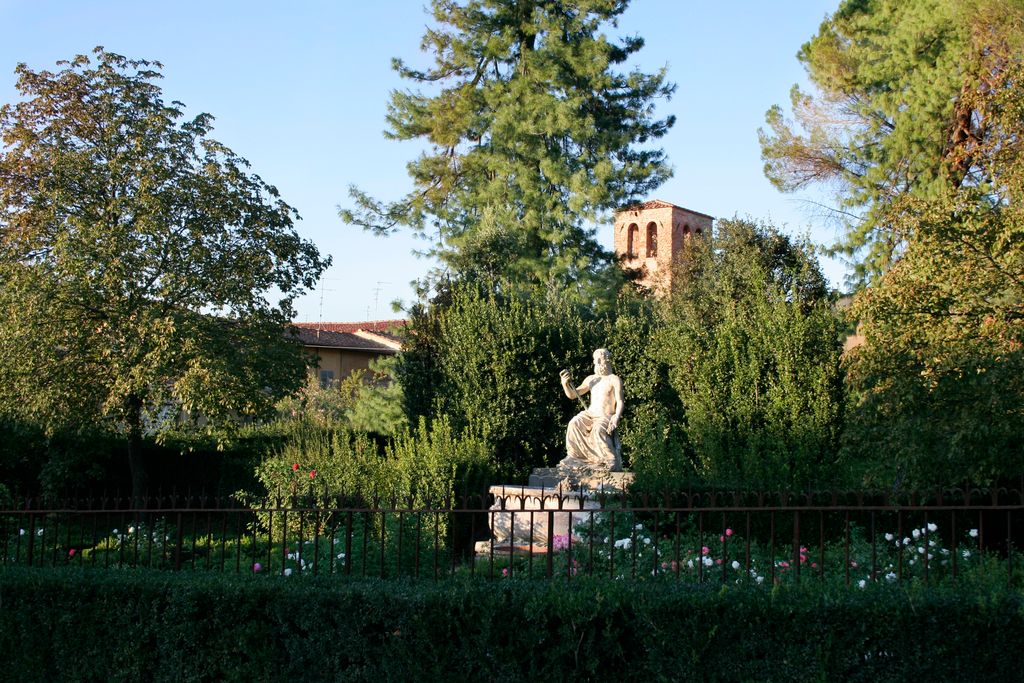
[719,535,725,543]
[552,534,570,551]
[68,548,76,558]
[779,561,789,568]
[701,546,710,555]
[811,562,818,569]
[291,463,299,471]
[253,562,263,573]
[715,558,723,565]
[502,567,509,577]
[725,528,734,537]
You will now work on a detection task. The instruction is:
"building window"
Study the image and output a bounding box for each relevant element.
[646,222,658,257]
[319,369,335,388]
[683,223,691,236]
[627,223,639,257]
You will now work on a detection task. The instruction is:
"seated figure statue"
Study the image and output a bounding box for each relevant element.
[557,348,623,473]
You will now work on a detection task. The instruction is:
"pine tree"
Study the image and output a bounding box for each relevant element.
[759,0,1024,283]
[341,0,675,294]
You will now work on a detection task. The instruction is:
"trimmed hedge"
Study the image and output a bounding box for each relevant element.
[1,568,1022,681]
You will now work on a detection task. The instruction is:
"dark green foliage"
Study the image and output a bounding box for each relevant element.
[398,283,607,479]
[342,0,674,292]
[2,567,1023,682]
[655,219,846,489]
[606,294,690,481]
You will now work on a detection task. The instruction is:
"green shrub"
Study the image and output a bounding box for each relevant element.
[1,567,1022,682]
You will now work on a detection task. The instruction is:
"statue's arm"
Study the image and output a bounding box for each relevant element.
[609,375,624,430]
[560,370,594,399]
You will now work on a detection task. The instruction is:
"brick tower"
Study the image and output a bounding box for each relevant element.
[613,199,713,293]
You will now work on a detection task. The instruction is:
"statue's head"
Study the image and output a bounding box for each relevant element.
[593,348,612,375]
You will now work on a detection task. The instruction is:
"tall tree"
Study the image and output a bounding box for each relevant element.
[0,49,329,498]
[342,0,674,294]
[657,219,845,489]
[841,29,1024,486]
[760,0,1024,283]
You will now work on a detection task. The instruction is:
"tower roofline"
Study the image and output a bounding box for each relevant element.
[615,199,715,221]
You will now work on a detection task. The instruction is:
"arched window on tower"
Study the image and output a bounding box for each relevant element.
[682,224,691,238]
[646,222,658,257]
[627,223,639,257]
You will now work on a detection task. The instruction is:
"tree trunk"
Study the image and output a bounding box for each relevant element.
[126,396,149,506]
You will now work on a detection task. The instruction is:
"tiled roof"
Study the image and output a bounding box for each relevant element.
[294,320,406,334]
[293,320,407,346]
[289,326,400,353]
[615,199,715,220]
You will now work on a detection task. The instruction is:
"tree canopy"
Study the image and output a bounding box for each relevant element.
[341,0,675,295]
[760,0,1024,283]
[654,219,845,489]
[0,48,329,495]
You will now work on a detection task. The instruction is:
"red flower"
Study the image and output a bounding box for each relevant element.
[291,463,299,471]
[68,548,76,558]
[309,470,317,479]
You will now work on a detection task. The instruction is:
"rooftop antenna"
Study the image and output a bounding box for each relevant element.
[371,281,391,328]
[315,277,341,328]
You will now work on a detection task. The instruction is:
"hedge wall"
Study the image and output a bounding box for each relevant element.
[1,568,1021,681]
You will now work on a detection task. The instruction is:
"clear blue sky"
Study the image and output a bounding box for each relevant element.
[0,0,843,323]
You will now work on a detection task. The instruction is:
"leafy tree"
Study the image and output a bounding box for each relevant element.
[760,0,1024,283]
[0,49,329,498]
[841,40,1024,486]
[397,282,606,479]
[342,0,674,296]
[605,294,688,487]
[656,219,845,489]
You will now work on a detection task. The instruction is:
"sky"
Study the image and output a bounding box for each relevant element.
[0,0,843,323]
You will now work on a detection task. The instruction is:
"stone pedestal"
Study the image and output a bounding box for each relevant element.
[476,469,634,554]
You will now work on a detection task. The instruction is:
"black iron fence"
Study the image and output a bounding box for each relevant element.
[2,487,1022,587]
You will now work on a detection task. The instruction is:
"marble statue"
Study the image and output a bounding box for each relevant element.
[558,348,623,473]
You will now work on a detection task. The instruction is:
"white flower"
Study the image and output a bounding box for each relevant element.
[918,547,926,555]
[643,537,651,545]
[614,538,632,550]
[909,559,916,565]
[928,540,936,547]
[634,523,643,530]
[962,550,972,558]
[969,528,979,538]
[858,579,867,589]
[286,552,295,560]
[18,529,25,536]
[112,528,119,535]
[941,549,950,555]
[885,572,897,581]
[336,552,346,559]
[884,533,894,542]
[731,560,740,570]
[128,526,135,534]
[756,576,764,584]
[36,528,44,537]
[903,537,911,545]
[686,559,695,568]
[927,522,937,532]
[912,529,920,539]
[603,537,609,544]
[702,556,714,567]
[284,568,292,576]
